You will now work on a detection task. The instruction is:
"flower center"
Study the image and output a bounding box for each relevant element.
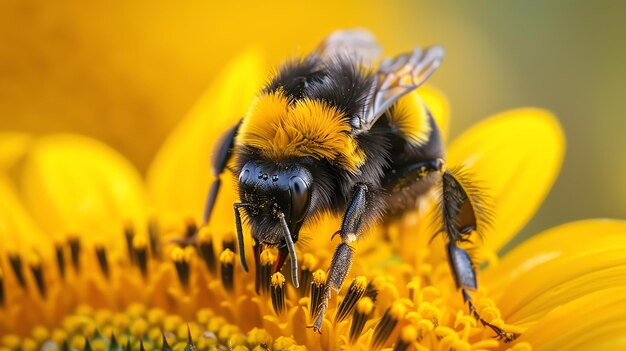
[0,218,523,350]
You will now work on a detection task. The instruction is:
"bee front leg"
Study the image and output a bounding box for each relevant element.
[312,183,370,333]
[203,122,240,224]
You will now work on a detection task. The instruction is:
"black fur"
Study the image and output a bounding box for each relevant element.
[234,54,447,246]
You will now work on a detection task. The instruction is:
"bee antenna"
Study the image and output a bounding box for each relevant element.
[277,212,300,288]
[233,203,251,272]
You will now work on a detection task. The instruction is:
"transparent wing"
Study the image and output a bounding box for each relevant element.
[354,46,445,132]
[314,28,382,65]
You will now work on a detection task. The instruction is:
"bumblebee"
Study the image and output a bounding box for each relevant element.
[202,29,517,341]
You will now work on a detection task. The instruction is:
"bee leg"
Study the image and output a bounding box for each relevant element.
[441,171,519,343]
[203,122,240,224]
[312,183,369,333]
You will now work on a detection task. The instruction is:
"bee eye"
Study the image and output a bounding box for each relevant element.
[289,176,309,222]
[239,169,250,183]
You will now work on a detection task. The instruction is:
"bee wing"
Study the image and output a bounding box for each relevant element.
[355,46,445,132]
[314,29,382,65]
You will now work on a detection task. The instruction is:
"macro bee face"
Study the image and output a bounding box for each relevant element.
[237,160,312,245]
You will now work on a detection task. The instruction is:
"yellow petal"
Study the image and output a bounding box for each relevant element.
[0,176,48,256]
[447,109,564,252]
[518,287,626,351]
[0,132,32,172]
[19,134,147,252]
[483,220,626,325]
[419,86,450,142]
[147,48,265,228]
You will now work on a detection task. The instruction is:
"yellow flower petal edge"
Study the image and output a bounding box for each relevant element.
[447,108,565,253]
[483,219,626,325]
[0,132,32,172]
[419,85,450,142]
[19,134,147,252]
[147,48,265,229]
[518,286,626,351]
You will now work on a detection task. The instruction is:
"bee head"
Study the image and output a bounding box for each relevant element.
[237,160,312,245]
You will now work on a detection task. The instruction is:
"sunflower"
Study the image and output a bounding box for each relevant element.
[0,49,624,351]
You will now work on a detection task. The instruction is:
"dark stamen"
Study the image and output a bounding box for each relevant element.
[110,333,120,350]
[55,244,66,279]
[335,276,367,324]
[299,253,316,298]
[196,227,216,274]
[161,332,172,351]
[68,237,81,271]
[310,269,327,319]
[258,249,274,295]
[185,218,197,239]
[8,254,26,288]
[370,302,407,351]
[186,325,197,351]
[148,218,160,259]
[171,248,191,288]
[270,272,286,315]
[30,260,46,297]
[349,296,374,344]
[133,236,149,278]
[84,338,93,351]
[364,276,384,302]
[124,224,135,264]
[393,326,417,351]
[407,278,420,301]
[220,249,235,292]
[95,246,109,278]
[222,234,235,253]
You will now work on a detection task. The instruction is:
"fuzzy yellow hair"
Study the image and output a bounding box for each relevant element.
[388,91,432,146]
[236,91,365,172]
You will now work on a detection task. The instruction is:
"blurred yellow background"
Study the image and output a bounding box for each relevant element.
[1,1,624,250]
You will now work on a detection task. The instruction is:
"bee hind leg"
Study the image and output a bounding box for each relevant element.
[311,183,371,333]
[441,170,519,343]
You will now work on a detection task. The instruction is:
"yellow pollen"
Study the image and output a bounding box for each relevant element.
[196,308,214,324]
[271,272,286,287]
[417,302,442,325]
[352,275,367,290]
[312,269,327,285]
[476,297,502,321]
[170,247,185,262]
[51,329,67,345]
[197,226,212,242]
[400,325,418,343]
[130,318,149,337]
[301,253,317,270]
[260,249,275,265]
[357,297,374,314]
[132,234,148,249]
[220,249,235,264]
[31,326,49,344]
[273,336,300,351]
[27,253,41,267]
[390,301,408,320]
[247,328,273,347]
[1,335,20,350]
